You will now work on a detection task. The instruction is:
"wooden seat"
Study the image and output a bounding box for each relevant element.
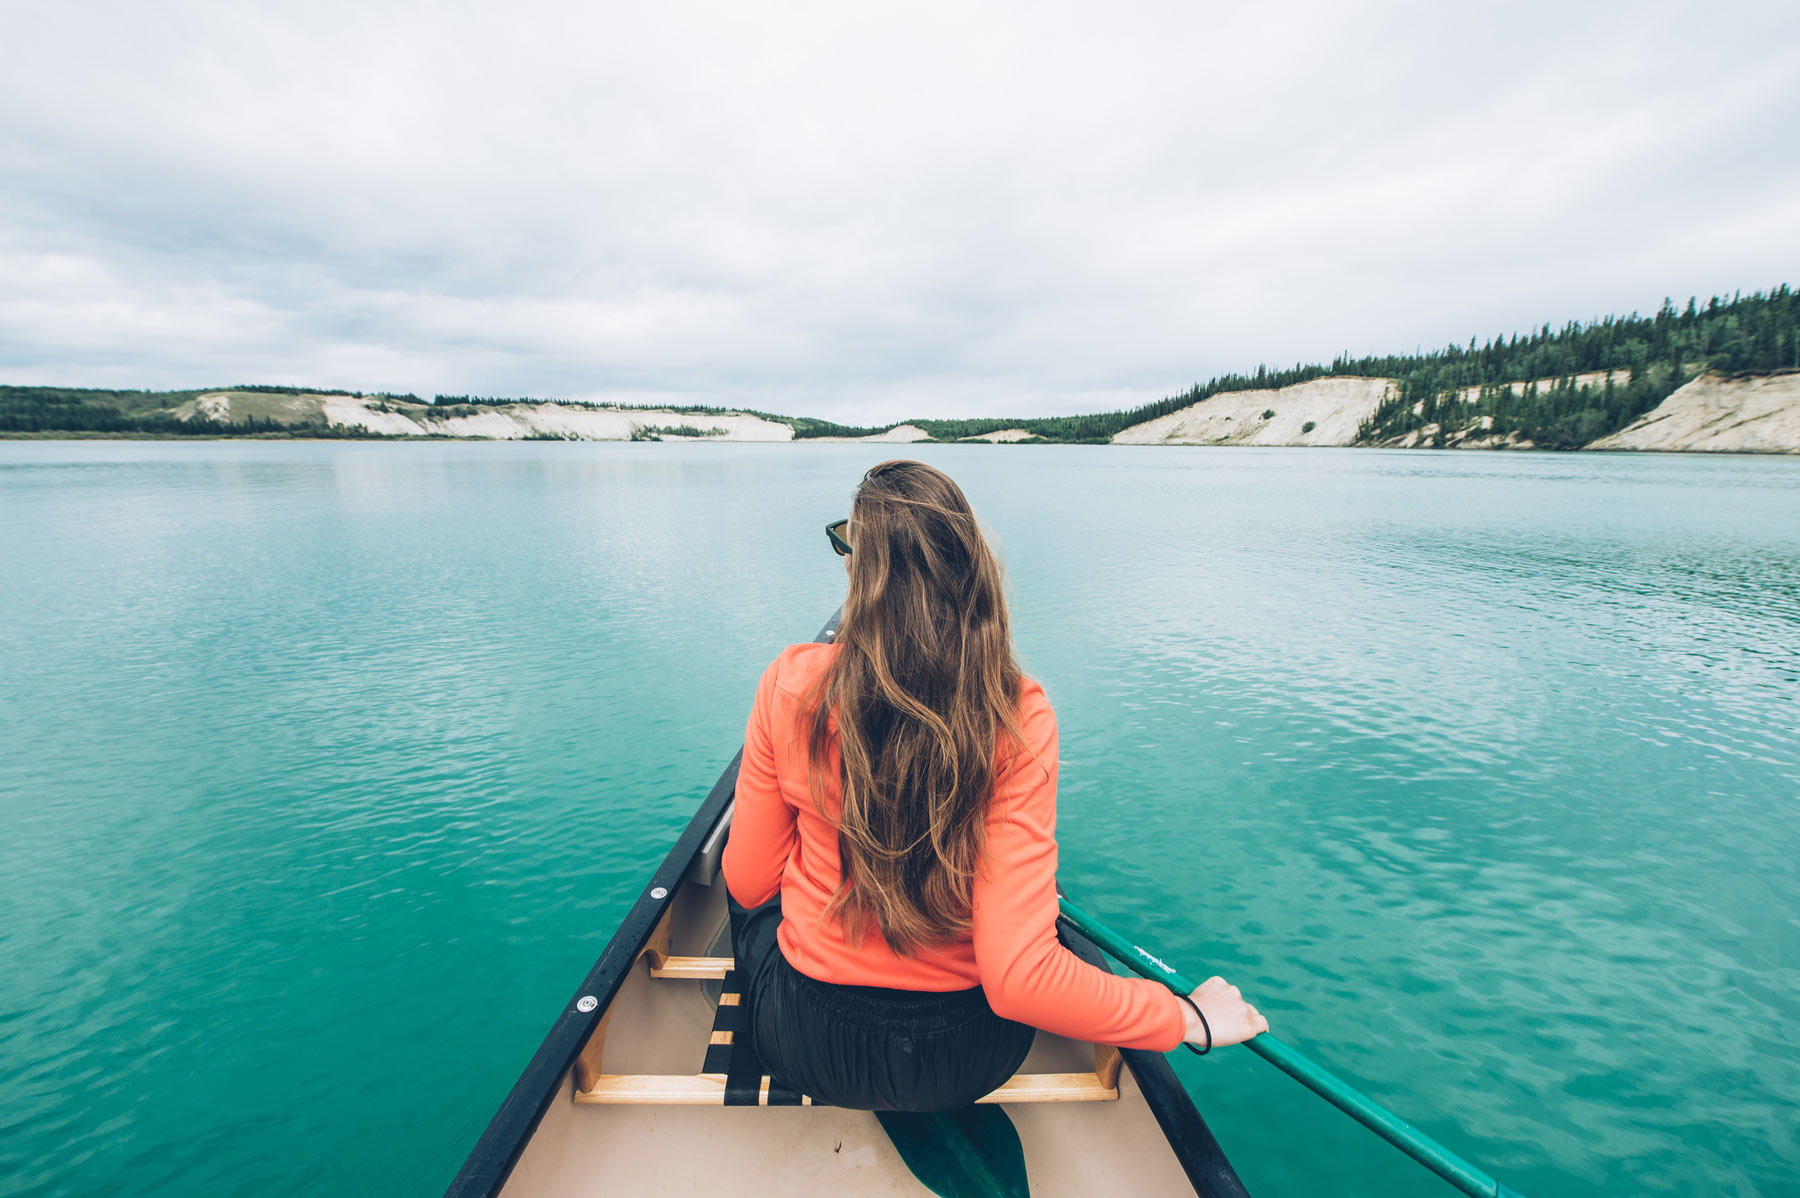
[649,955,734,980]
[574,1069,1120,1106]
[577,943,1123,1107]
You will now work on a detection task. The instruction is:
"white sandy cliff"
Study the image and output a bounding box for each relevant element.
[174,392,796,441]
[1111,376,1396,446]
[1586,372,1800,454]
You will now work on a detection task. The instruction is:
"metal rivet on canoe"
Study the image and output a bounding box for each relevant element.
[650,886,669,900]
[575,996,597,1013]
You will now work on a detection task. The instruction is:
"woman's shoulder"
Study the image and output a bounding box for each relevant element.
[1016,675,1054,725]
[1006,675,1057,759]
[765,641,841,697]
[1017,674,1051,710]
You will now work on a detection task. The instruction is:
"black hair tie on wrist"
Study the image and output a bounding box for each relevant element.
[1177,993,1211,1056]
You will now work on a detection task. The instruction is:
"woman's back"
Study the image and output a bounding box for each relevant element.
[727,639,1005,989]
[724,641,1182,1055]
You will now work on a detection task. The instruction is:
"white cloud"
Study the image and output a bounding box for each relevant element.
[2,0,1797,423]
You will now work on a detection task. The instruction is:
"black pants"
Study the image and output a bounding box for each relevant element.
[730,898,1034,1111]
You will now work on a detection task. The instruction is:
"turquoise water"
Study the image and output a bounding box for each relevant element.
[2,441,1797,1198]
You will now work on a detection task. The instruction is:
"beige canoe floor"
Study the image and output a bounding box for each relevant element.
[499,867,1198,1197]
[500,1057,1195,1187]
[503,1065,1194,1197]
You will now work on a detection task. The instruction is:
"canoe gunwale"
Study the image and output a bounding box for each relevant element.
[1056,921,1252,1198]
[442,748,745,1198]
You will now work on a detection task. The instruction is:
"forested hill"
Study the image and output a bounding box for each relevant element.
[897,286,1799,447]
[2,287,1796,448]
[1353,287,1800,449]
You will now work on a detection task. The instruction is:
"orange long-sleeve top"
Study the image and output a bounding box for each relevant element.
[721,642,1185,1053]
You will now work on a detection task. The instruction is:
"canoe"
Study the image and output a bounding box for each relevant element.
[445,616,1250,1198]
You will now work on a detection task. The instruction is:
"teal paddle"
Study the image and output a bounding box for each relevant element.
[1058,896,1527,1198]
[876,1106,1030,1198]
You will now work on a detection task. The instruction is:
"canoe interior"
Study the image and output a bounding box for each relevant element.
[494,809,1205,1198]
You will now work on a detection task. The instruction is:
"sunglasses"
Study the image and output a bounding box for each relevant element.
[825,518,852,556]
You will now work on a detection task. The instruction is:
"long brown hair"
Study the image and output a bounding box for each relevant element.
[808,460,1027,955]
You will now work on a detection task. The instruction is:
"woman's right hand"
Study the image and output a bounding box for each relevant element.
[1183,976,1268,1048]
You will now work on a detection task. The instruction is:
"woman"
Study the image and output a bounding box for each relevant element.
[722,459,1266,1111]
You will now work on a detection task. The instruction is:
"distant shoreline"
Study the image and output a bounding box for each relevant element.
[3,369,1798,455]
[5,423,1800,456]
[7,289,1796,453]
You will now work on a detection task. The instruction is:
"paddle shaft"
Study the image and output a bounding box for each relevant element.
[1058,897,1522,1198]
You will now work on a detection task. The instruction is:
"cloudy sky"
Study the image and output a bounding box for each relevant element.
[2,1,1796,423]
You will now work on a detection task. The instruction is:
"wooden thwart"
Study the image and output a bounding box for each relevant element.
[575,1074,814,1107]
[650,955,733,980]
[574,1070,1117,1105]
